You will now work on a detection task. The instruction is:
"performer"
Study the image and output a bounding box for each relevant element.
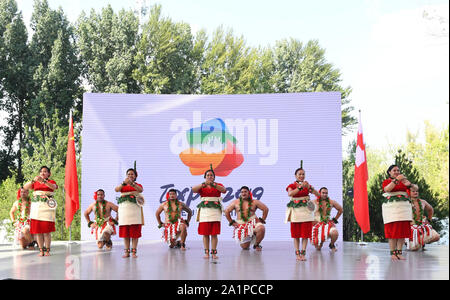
[311,187,343,252]
[9,188,35,249]
[115,168,144,258]
[84,189,119,250]
[155,189,192,250]
[191,166,226,259]
[23,166,58,257]
[407,184,440,251]
[285,165,320,261]
[382,164,412,260]
[225,186,269,251]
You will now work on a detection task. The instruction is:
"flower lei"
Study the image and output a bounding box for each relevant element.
[239,197,252,222]
[167,199,181,224]
[17,196,31,223]
[318,197,331,223]
[95,200,107,227]
[412,199,424,225]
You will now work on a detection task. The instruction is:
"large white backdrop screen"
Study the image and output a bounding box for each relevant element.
[81,93,342,241]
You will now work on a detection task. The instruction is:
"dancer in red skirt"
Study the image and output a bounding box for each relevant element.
[23,166,58,257]
[285,166,319,261]
[382,165,412,260]
[192,167,226,259]
[155,189,192,250]
[114,168,144,258]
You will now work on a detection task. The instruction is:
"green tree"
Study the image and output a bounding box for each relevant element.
[403,122,449,217]
[199,26,256,94]
[133,4,198,94]
[272,39,355,135]
[28,0,82,130]
[0,0,31,183]
[77,5,139,93]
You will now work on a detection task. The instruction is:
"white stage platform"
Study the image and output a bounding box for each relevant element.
[0,241,447,280]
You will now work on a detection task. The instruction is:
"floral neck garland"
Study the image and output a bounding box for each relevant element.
[239,197,252,222]
[318,197,331,222]
[17,197,30,223]
[95,200,107,226]
[412,198,424,225]
[168,199,180,224]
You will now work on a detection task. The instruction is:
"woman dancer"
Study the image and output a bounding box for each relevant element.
[285,164,319,261]
[115,168,144,258]
[23,166,58,256]
[382,165,412,260]
[192,166,226,259]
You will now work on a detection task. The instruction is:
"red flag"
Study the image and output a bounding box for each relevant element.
[65,114,79,228]
[353,111,370,233]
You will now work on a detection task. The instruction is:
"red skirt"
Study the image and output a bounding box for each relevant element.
[30,219,55,234]
[119,225,142,238]
[290,222,312,238]
[384,221,411,239]
[198,222,221,235]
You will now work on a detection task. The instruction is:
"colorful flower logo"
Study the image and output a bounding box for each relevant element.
[179,118,244,176]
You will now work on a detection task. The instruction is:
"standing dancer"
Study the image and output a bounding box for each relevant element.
[192,165,226,259]
[23,166,58,257]
[382,165,412,260]
[407,184,440,251]
[225,186,269,251]
[311,187,343,252]
[155,189,192,250]
[84,189,119,250]
[9,188,35,249]
[115,168,144,258]
[285,162,319,261]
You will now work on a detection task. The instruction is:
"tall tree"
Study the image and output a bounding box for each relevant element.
[133,4,198,94]
[77,5,140,93]
[28,0,82,132]
[199,26,257,94]
[272,39,356,135]
[0,0,31,183]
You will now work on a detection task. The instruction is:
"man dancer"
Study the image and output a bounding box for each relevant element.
[84,189,119,250]
[225,186,269,251]
[9,188,35,249]
[408,184,440,251]
[155,189,192,251]
[311,187,343,252]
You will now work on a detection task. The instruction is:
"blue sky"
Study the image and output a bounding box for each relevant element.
[12,0,450,152]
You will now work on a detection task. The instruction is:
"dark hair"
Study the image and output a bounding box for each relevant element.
[168,189,177,194]
[204,169,215,179]
[294,168,304,175]
[319,187,328,193]
[40,166,51,174]
[386,165,398,177]
[96,189,105,194]
[126,168,138,178]
[240,186,250,192]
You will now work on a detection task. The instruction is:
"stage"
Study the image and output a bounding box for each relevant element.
[0,241,448,280]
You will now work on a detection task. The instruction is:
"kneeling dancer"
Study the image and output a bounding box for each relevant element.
[311,187,342,251]
[156,189,192,250]
[84,189,118,250]
[225,186,269,251]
